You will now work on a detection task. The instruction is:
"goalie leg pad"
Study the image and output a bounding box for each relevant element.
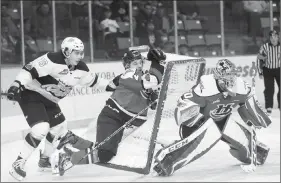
[222,117,269,165]
[153,118,222,176]
[239,95,272,128]
[222,117,252,164]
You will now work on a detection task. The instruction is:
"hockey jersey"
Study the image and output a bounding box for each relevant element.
[181,74,252,122]
[15,51,106,103]
[106,63,164,120]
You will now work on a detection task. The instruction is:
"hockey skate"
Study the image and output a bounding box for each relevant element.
[153,149,175,177]
[9,156,27,181]
[38,150,51,171]
[57,131,78,150]
[58,146,73,176]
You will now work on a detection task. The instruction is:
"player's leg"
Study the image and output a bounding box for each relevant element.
[9,91,51,181]
[62,105,124,166]
[37,102,66,171]
[94,105,124,163]
[221,117,269,165]
[40,102,94,171]
[263,68,275,113]
[153,117,222,176]
[274,68,280,109]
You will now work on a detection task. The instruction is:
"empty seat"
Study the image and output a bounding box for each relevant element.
[188,50,200,57]
[204,49,221,57]
[169,35,187,45]
[6,8,20,19]
[186,34,206,47]
[184,20,203,33]
[36,39,53,52]
[260,17,279,28]
[186,34,207,56]
[25,40,39,52]
[117,22,130,32]
[116,37,139,50]
[225,49,237,56]
[205,34,221,46]
[176,19,185,30]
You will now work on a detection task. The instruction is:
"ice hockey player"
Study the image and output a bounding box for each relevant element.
[55,48,167,173]
[6,37,109,181]
[153,59,272,176]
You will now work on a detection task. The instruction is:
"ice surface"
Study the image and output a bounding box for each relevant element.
[1,110,280,182]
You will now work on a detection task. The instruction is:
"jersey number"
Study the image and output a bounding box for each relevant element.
[181,91,193,100]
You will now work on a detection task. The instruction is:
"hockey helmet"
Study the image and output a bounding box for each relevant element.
[122,50,143,69]
[147,48,166,64]
[213,59,238,89]
[61,37,84,58]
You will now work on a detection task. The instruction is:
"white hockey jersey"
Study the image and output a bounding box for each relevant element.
[15,51,107,103]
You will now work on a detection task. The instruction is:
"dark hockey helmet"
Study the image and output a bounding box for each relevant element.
[122,50,143,69]
[147,48,166,64]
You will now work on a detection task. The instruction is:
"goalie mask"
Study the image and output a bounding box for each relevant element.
[213,59,238,96]
[122,50,144,70]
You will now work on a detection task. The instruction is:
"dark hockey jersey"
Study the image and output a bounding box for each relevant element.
[108,68,149,120]
[14,51,106,103]
[180,74,252,122]
[105,62,164,120]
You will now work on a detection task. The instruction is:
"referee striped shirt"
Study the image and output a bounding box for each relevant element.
[257,42,280,72]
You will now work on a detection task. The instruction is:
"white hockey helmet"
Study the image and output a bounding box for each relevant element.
[213,59,238,89]
[61,37,84,57]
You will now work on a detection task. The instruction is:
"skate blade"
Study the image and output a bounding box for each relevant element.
[9,170,24,181]
[38,167,52,172]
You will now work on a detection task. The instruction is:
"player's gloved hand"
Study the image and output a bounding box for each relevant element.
[149,91,159,110]
[7,81,24,101]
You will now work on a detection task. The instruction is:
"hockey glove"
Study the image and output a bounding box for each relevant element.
[149,91,159,110]
[7,81,24,101]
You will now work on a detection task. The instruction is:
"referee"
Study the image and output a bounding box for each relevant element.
[257,30,280,114]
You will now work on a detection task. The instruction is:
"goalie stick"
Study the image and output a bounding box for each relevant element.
[240,62,258,173]
[57,100,157,176]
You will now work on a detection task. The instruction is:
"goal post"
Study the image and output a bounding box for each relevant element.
[83,54,206,175]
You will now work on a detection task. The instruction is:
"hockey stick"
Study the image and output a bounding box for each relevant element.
[1,92,8,99]
[1,92,18,105]
[240,62,258,173]
[121,124,167,147]
[58,100,157,175]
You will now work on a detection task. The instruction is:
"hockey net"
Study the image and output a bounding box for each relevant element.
[84,56,206,174]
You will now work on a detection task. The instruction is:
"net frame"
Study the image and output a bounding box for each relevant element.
[85,57,206,174]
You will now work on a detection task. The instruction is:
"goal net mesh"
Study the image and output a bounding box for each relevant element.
[83,58,206,174]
